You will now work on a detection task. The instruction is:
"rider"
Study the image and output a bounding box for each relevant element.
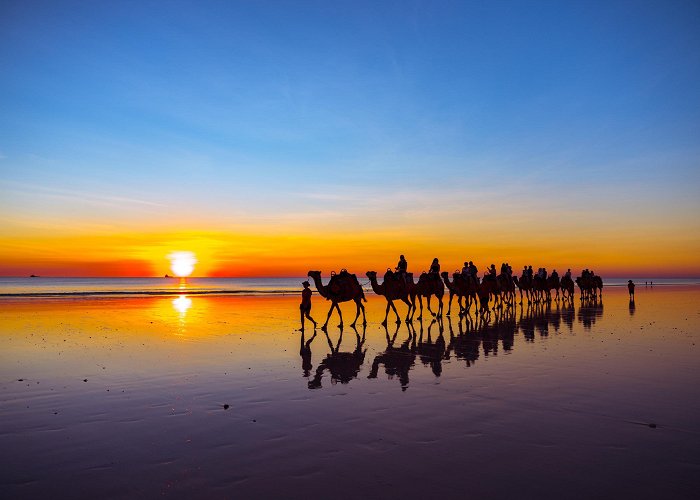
[469,261,478,285]
[429,258,440,276]
[565,268,572,280]
[461,261,470,278]
[395,254,408,284]
[527,265,534,281]
[486,264,497,282]
[551,269,559,280]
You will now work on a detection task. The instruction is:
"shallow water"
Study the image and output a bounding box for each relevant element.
[1,287,699,499]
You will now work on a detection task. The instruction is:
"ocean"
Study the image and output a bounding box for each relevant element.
[0,276,698,297]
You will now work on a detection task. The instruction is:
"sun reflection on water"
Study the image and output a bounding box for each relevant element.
[172,295,192,315]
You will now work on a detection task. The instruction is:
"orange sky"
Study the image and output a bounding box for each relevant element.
[0,224,698,278]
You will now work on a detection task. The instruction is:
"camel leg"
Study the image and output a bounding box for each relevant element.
[417,296,424,320]
[350,299,361,328]
[438,295,444,316]
[382,301,391,327]
[426,295,435,317]
[389,301,400,324]
[446,292,453,316]
[401,297,412,323]
[335,302,344,328]
[322,303,336,331]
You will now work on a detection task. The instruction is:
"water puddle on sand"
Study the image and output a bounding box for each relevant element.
[1,287,699,498]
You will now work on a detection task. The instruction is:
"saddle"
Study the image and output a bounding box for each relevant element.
[328,269,358,296]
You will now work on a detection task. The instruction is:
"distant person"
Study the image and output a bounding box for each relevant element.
[299,281,317,331]
[628,280,635,299]
[564,268,572,280]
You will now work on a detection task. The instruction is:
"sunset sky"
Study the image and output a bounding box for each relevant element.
[1,1,699,277]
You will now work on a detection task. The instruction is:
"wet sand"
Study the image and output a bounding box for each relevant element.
[1,286,699,499]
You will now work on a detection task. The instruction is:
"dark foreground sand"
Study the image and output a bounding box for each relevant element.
[1,286,699,499]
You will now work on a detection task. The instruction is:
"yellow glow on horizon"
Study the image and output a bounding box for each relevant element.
[168,251,197,277]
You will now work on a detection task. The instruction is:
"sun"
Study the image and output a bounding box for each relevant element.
[168,251,197,277]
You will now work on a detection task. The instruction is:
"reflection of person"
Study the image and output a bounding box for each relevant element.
[628,280,635,299]
[300,281,317,331]
[300,330,316,377]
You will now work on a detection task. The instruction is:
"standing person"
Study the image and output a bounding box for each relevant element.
[628,280,635,299]
[299,281,317,331]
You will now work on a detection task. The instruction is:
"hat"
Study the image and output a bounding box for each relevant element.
[302,281,310,287]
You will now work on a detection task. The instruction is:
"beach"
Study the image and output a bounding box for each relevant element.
[1,284,699,499]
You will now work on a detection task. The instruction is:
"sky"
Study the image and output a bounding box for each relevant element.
[1,0,699,277]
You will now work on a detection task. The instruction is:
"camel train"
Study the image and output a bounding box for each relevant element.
[308,264,602,329]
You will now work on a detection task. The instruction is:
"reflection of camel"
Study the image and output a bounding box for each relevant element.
[416,318,447,377]
[441,272,477,316]
[308,325,367,389]
[299,330,317,378]
[368,322,416,391]
[366,270,414,325]
[308,270,367,330]
[411,273,444,320]
[578,297,604,329]
[445,316,480,368]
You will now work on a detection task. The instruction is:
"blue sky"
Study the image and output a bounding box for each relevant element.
[1,1,699,275]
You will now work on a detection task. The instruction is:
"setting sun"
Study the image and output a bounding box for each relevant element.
[168,251,197,277]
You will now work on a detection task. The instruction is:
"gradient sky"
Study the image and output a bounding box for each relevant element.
[1,0,699,277]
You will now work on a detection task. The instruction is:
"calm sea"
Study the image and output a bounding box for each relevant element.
[0,276,698,297]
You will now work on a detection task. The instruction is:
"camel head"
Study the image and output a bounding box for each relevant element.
[366,271,377,280]
[440,271,449,279]
[308,270,321,279]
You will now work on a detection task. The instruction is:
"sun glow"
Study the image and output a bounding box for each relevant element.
[168,251,197,277]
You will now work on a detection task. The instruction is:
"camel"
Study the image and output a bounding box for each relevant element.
[411,272,444,320]
[441,271,477,316]
[476,280,494,320]
[545,275,561,301]
[308,270,367,330]
[575,275,604,301]
[496,273,516,306]
[513,274,532,304]
[366,270,415,325]
[560,276,575,301]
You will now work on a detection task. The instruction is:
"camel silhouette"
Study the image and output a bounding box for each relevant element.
[560,275,575,302]
[366,269,415,325]
[575,275,603,301]
[441,271,478,316]
[411,272,444,320]
[513,274,532,304]
[308,270,367,330]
